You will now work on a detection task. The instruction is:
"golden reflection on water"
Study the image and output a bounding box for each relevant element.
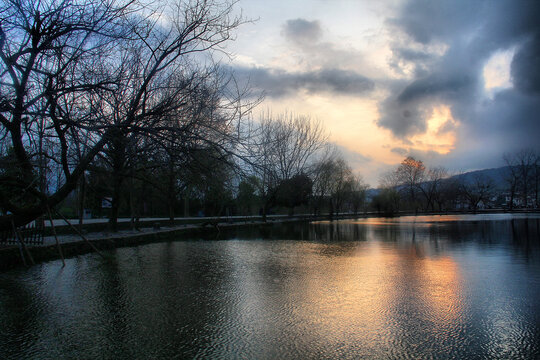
[341,213,530,226]
[274,239,465,353]
[421,256,463,325]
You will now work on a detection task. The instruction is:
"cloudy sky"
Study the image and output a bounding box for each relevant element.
[227,0,540,185]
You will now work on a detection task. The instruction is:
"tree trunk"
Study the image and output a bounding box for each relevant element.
[109,173,123,232]
[129,175,137,230]
[509,188,515,211]
[167,161,175,225]
[78,174,86,232]
[169,201,175,224]
[184,196,189,217]
[262,201,269,222]
[288,206,294,217]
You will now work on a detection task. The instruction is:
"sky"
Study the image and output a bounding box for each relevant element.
[225,0,540,186]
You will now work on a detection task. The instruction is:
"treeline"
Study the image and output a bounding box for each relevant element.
[60,113,369,224]
[0,0,368,231]
[373,150,540,215]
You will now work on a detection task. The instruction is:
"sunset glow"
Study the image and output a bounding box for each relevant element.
[409,105,458,155]
[229,0,539,184]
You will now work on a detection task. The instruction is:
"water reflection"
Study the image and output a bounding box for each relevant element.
[1,214,539,359]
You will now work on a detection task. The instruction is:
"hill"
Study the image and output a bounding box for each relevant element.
[367,166,512,195]
[450,166,511,190]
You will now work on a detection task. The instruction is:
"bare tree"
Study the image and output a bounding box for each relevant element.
[100,64,242,229]
[0,0,247,230]
[433,176,460,211]
[503,149,538,209]
[503,153,520,210]
[0,0,131,228]
[393,157,426,212]
[311,152,366,218]
[326,157,351,218]
[310,145,339,216]
[418,166,448,211]
[349,174,369,215]
[459,174,496,213]
[379,158,451,213]
[371,187,400,215]
[245,112,327,219]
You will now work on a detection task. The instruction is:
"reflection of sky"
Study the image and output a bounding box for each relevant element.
[1,217,540,358]
[316,213,540,226]
[290,241,466,357]
[220,218,539,357]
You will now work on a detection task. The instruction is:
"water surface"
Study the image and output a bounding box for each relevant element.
[1,214,540,359]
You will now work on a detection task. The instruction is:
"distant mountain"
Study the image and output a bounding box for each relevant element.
[450,166,511,190]
[367,166,512,193]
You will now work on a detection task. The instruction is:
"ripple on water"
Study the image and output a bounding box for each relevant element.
[1,217,540,359]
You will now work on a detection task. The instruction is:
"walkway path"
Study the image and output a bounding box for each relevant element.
[40,218,281,247]
[1,218,279,271]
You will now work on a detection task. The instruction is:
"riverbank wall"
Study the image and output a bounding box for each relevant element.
[0,217,313,272]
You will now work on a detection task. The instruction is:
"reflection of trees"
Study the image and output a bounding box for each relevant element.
[0,273,50,357]
[223,218,540,259]
[117,242,240,357]
[309,222,367,243]
[510,218,540,260]
[212,218,540,261]
[220,221,370,244]
[2,217,540,358]
[91,257,131,356]
[361,217,540,260]
[370,224,401,243]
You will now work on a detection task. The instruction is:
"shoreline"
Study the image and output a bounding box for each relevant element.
[0,217,307,272]
[1,210,539,272]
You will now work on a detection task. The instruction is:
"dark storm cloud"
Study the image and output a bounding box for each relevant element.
[470,89,540,149]
[397,73,474,104]
[411,88,540,171]
[377,88,428,137]
[283,18,322,45]
[388,0,482,45]
[378,0,540,158]
[388,47,434,77]
[233,66,374,98]
[511,34,540,94]
[393,48,433,63]
[390,0,540,48]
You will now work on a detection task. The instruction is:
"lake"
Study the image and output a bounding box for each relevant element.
[1,214,540,359]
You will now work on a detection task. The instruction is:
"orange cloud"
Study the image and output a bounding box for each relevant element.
[408,105,458,155]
